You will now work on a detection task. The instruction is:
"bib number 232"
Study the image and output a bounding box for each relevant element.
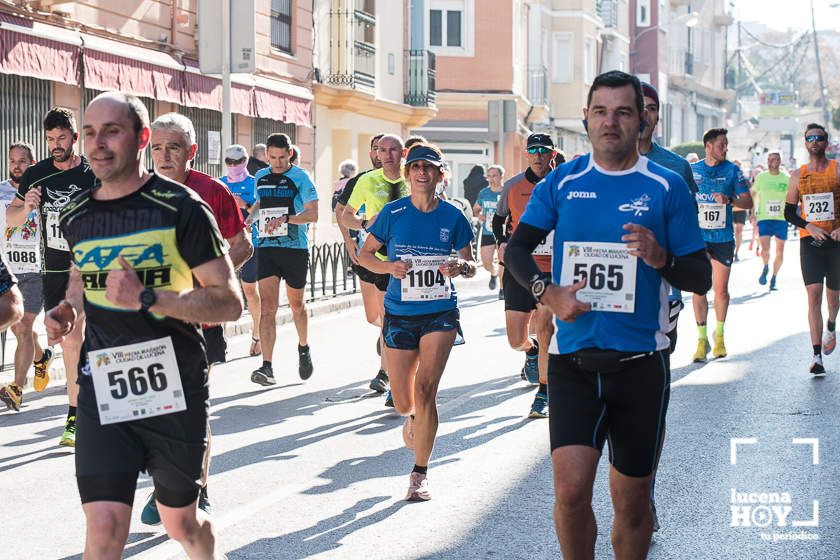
[89,336,186,425]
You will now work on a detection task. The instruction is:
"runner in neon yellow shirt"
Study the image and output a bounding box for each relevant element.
[752,151,790,290]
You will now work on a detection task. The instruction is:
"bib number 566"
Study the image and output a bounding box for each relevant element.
[573,262,624,291]
[107,363,168,399]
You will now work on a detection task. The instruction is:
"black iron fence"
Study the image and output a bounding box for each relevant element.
[307,241,358,300]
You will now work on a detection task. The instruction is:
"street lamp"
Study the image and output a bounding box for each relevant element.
[633,11,699,44]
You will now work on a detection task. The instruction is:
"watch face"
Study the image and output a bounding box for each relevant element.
[141,289,156,306]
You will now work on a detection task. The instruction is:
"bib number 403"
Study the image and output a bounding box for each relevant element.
[107,363,167,399]
[573,262,624,291]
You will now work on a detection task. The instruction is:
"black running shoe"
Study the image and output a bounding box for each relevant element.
[498,288,504,300]
[251,365,276,386]
[489,275,497,290]
[384,389,394,408]
[198,486,212,515]
[298,345,314,380]
[369,369,389,393]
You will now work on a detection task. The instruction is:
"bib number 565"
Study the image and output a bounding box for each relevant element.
[107,363,168,399]
[573,262,624,291]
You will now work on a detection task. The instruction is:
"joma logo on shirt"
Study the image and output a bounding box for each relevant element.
[566,191,598,200]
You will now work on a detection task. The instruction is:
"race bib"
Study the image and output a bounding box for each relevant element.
[533,233,554,256]
[258,207,289,238]
[5,241,40,274]
[46,210,69,251]
[559,242,637,313]
[697,202,727,230]
[803,193,834,222]
[88,337,186,425]
[764,200,783,218]
[400,255,451,301]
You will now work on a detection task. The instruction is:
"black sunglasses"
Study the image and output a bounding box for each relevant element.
[224,157,246,165]
[805,135,827,143]
[527,147,552,155]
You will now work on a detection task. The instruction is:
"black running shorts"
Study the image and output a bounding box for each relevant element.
[480,233,496,247]
[256,247,309,289]
[75,380,208,507]
[502,267,536,313]
[43,270,69,311]
[705,241,735,267]
[352,262,390,292]
[800,238,840,290]
[547,350,670,477]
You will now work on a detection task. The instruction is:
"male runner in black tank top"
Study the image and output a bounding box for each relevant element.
[7,108,97,447]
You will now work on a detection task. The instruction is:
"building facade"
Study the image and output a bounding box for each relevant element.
[0,0,312,195]
[312,0,436,239]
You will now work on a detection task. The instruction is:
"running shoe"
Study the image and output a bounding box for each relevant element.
[140,492,162,526]
[198,486,212,516]
[251,365,276,386]
[712,333,727,359]
[769,276,777,291]
[489,275,497,290]
[810,356,826,377]
[33,348,53,392]
[298,345,314,380]
[59,416,76,447]
[0,383,22,412]
[369,369,389,393]
[384,389,394,408]
[692,338,710,363]
[498,288,504,300]
[402,415,415,449]
[523,351,539,384]
[652,500,661,532]
[758,264,769,285]
[405,471,431,502]
[823,330,836,355]
[528,392,548,419]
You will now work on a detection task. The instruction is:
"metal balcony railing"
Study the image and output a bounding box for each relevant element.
[596,0,619,28]
[684,51,694,76]
[404,50,436,106]
[528,66,548,106]
[325,7,376,91]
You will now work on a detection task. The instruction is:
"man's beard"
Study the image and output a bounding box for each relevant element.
[52,149,72,163]
[9,170,23,183]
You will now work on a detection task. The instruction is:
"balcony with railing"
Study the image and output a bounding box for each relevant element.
[404,50,436,107]
[669,48,694,77]
[325,0,376,92]
[596,0,619,28]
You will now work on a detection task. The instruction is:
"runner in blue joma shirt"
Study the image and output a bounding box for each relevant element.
[690,128,752,362]
[246,133,319,385]
[505,71,710,559]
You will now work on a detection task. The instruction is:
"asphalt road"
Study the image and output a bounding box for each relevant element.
[0,233,838,559]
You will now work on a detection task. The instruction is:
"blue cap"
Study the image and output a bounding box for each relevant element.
[405,145,443,167]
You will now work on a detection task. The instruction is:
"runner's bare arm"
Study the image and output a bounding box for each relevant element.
[244,201,260,226]
[226,228,253,270]
[334,202,360,265]
[45,266,83,345]
[0,285,23,332]
[732,191,753,210]
[339,203,365,231]
[357,235,409,278]
[105,255,243,323]
[6,188,39,228]
[289,200,318,225]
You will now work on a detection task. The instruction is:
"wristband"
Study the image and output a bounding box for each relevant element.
[361,218,368,230]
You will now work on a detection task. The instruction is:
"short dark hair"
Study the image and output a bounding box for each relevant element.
[43,107,77,133]
[8,141,35,161]
[266,133,292,150]
[804,123,828,138]
[404,135,428,150]
[703,128,728,145]
[586,71,644,117]
[370,133,385,148]
[290,144,300,163]
[124,94,150,134]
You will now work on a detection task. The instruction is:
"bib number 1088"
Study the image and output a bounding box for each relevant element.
[107,364,167,399]
[573,262,624,291]
[405,268,445,288]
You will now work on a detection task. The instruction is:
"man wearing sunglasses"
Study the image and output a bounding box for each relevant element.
[492,133,556,419]
[784,123,840,376]
[690,128,752,363]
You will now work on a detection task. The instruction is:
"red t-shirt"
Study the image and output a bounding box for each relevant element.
[184,170,245,240]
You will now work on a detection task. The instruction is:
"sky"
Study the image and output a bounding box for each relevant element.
[734,0,839,32]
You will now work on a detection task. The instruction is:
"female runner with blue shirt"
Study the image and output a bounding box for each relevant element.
[358,143,477,501]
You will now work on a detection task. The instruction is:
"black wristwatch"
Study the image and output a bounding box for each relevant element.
[530,274,548,303]
[361,218,369,230]
[139,287,157,313]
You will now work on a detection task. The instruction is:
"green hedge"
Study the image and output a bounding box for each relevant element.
[669,142,705,159]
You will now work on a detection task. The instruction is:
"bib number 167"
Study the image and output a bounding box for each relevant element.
[573,262,624,291]
[107,364,168,399]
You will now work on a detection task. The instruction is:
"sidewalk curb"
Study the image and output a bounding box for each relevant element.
[1,292,364,389]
